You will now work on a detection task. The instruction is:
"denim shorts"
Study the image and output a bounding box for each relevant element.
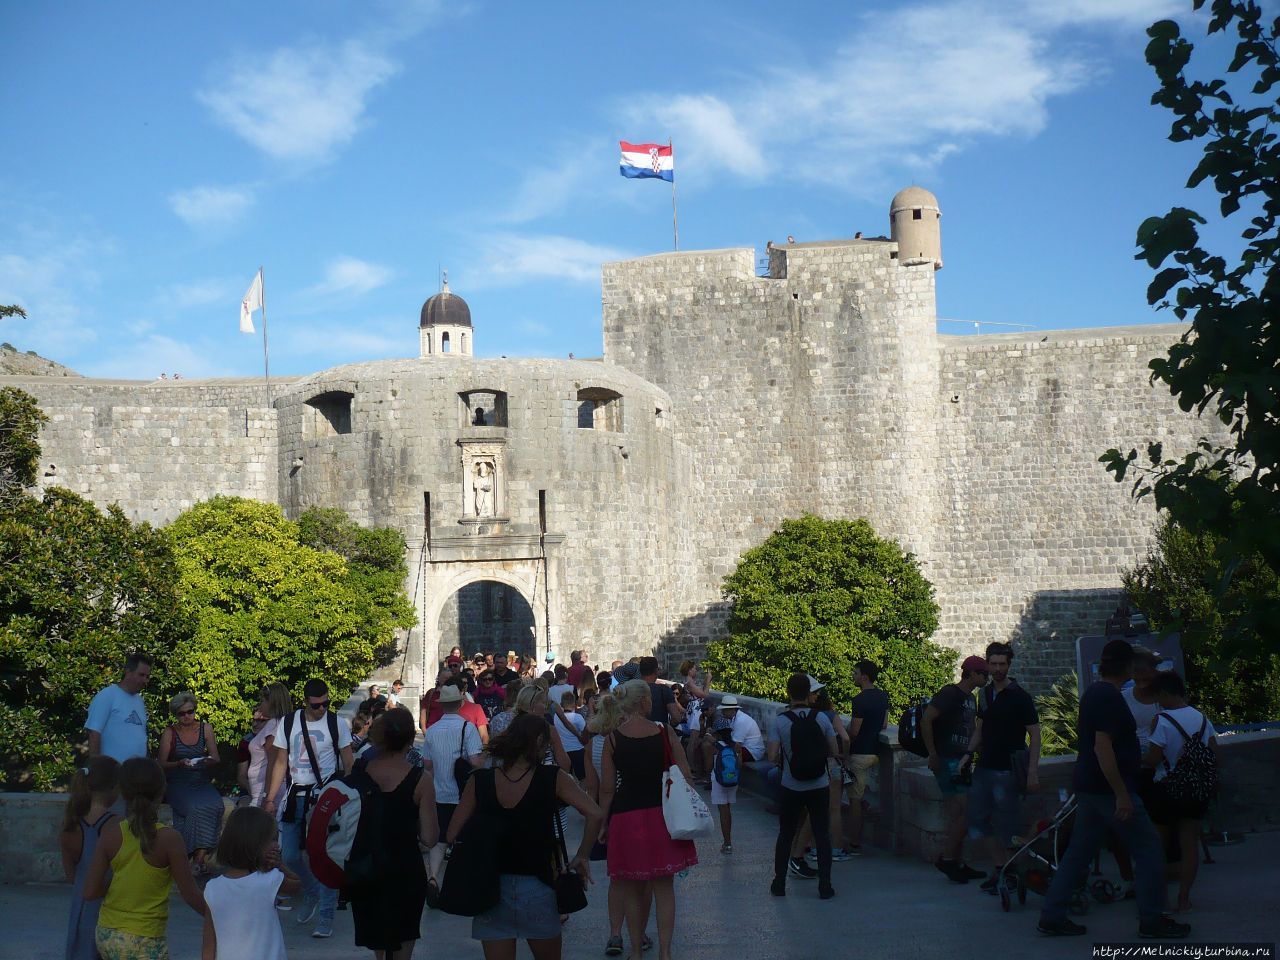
[966,767,1020,844]
[471,874,561,941]
[932,757,969,798]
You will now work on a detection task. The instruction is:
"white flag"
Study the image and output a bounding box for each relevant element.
[240,270,262,334]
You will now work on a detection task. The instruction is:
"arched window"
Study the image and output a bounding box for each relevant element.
[459,390,508,428]
[461,332,468,354]
[577,387,623,431]
[442,331,452,353]
[305,391,353,437]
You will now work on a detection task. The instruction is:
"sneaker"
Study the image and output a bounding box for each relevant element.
[957,863,986,881]
[311,922,333,939]
[788,857,818,879]
[604,935,624,956]
[830,848,853,862]
[934,858,968,884]
[819,885,836,900]
[296,900,319,924]
[720,842,733,855]
[275,897,292,912]
[1139,916,1191,939]
[1038,918,1087,937]
[770,878,786,897]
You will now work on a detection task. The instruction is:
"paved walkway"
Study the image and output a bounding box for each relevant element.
[4,785,1276,960]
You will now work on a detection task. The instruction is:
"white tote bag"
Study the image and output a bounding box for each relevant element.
[659,724,714,840]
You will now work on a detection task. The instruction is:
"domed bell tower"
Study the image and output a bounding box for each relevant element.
[419,272,473,357]
[889,186,942,270]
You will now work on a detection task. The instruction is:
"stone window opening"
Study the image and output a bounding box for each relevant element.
[461,332,468,353]
[442,331,452,353]
[305,391,353,437]
[912,208,922,220]
[655,406,668,430]
[577,387,623,431]
[460,390,508,428]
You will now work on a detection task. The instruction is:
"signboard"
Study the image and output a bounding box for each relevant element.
[1075,633,1184,690]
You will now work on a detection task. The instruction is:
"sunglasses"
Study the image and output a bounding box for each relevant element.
[307,699,330,710]
[175,708,196,716]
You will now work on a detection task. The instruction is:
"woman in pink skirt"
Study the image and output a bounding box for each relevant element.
[599,679,698,960]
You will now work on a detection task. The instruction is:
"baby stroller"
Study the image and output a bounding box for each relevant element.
[994,794,1127,914]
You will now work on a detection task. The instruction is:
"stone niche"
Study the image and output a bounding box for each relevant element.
[457,438,508,525]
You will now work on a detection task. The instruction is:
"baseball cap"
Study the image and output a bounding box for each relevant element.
[806,674,825,693]
[961,655,989,674]
[437,685,464,704]
[719,695,740,709]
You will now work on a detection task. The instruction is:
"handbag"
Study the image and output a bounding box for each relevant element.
[438,771,504,917]
[453,721,475,793]
[551,806,588,914]
[658,723,715,840]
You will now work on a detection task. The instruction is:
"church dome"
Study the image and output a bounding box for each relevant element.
[420,278,472,329]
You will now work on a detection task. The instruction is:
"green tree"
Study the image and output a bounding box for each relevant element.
[1123,516,1280,723]
[1102,1,1280,662]
[166,497,415,746]
[297,507,416,669]
[1035,673,1080,757]
[0,386,48,501]
[702,515,954,715]
[0,305,27,321]
[0,488,188,790]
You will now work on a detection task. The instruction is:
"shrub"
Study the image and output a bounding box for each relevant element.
[702,515,956,716]
[1036,673,1079,757]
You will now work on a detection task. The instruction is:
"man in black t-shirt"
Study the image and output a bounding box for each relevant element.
[491,653,520,689]
[922,655,988,884]
[845,659,889,851]
[639,656,684,726]
[967,642,1040,891]
[1037,640,1188,940]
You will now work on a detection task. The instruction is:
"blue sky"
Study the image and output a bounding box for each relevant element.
[0,0,1239,379]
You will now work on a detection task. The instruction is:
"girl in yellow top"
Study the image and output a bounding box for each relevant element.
[85,757,207,960]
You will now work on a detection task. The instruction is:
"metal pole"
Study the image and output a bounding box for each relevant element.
[259,266,272,407]
[669,139,679,252]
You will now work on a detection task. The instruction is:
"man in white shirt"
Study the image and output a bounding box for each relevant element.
[700,696,767,773]
[423,684,484,895]
[85,652,152,764]
[264,679,353,940]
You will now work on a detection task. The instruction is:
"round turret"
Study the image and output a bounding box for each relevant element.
[419,274,474,357]
[889,186,942,270]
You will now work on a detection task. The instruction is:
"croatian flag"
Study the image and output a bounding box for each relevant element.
[620,141,674,182]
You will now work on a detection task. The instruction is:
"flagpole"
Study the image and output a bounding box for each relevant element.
[669,138,679,252]
[259,266,272,407]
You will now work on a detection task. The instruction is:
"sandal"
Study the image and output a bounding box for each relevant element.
[605,935,624,956]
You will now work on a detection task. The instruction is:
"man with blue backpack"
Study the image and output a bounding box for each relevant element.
[709,713,741,854]
[768,673,839,901]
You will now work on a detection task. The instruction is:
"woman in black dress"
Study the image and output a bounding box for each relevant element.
[351,706,438,960]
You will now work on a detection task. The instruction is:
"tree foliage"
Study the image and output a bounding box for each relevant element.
[1101,1,1280,662]
[166,497,415,747]
[0,488,188,790]
[702,516,955,715]
[1124,515,1280,723]
[0,386,48,501]
[1036,673,1080,757]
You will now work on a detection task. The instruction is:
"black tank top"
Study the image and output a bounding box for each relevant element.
[611,728,665,815]
[475,765,558,881]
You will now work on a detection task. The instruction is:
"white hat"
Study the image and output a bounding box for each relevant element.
[806,674,825,694]
[438,685,464,704]
[720,695,740,709]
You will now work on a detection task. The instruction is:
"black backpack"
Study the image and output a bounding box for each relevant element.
[897,699,930,757]
[783,709,828,781]
[1158,712,1218,807]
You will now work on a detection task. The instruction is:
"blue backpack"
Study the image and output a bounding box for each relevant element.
[713,739,740,787]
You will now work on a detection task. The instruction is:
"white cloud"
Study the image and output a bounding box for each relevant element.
[199,40,398,163]
[469,234,632,287]
[0,240,103,362]
[619,0,1165,195]
[154,279,235,310]
[276,316,409,362]
[310,256,393,296]
[168,185,254,227]
[79,334,230,380]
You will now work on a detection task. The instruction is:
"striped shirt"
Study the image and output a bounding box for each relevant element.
[424,713,483,804]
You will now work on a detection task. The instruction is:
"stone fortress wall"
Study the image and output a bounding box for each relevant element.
[1,377,287,525]
[4,188,1229,693]
[602,242,1225,691]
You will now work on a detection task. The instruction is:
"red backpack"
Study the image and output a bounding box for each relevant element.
[306,769,397,893]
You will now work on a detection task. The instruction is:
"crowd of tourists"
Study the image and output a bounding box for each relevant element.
[64,635,1217,957]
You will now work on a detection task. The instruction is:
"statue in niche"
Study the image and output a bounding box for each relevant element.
[473,406,487,426]
[472,460,495,517]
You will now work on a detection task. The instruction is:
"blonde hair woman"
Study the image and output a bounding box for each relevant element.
[600,679,697,960]
[512,683,573,770]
